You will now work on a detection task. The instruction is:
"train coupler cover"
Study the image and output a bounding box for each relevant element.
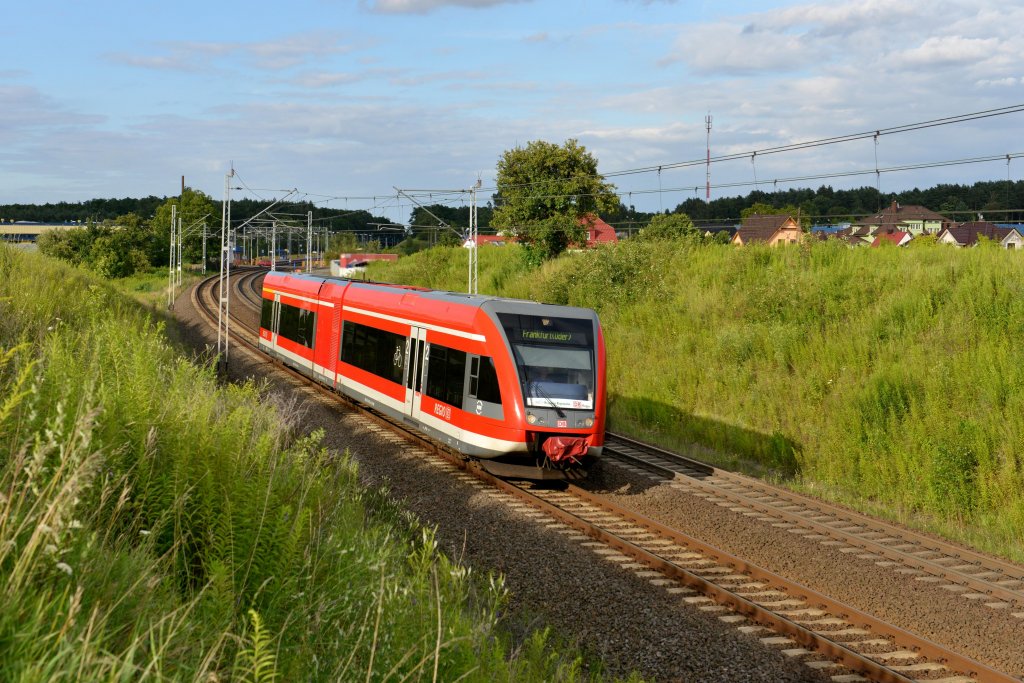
[541,436,590,464]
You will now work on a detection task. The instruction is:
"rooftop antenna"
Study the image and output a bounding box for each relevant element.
[705,112,713,201]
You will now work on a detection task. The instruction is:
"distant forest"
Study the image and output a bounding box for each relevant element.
[659,179,1024,226]
[3,178,1023,230]
[0,196,390,234]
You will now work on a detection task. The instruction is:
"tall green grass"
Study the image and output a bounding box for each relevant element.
[367,241,1024,560]
[0,246,639,681]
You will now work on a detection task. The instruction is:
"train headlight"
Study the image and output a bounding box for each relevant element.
[527,413,538,425]
[583,418,594,428]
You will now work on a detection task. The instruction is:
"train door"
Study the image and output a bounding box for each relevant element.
[326,304,342,389]
[258,294,279,354]
[270,294,281,347]
[403,327,427,417]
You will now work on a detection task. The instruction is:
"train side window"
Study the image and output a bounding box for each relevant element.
[425,343,467,407]
[468,355,501,405]
[469,356,480,396]
[277,301,316,349]
[476,356,501,404]
[260,298,275,331]
[339,320,405,385]
[414,339,424,392]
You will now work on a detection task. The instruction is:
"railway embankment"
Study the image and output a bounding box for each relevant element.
[0,247,629,681]
[366,240,1024,562]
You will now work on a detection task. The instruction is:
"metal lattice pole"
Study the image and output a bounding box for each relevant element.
[217,169,234,368]
[468,178,481,295]
[176,215,183,286]
[306,210,312,272]
[167,205,177,308]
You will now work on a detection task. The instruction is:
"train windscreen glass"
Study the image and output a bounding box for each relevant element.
[497,313,595,410]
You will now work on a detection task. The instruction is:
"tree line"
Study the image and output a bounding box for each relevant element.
[17,140,1024,274]
[663,180,1024,226]
[9,179,1020,232]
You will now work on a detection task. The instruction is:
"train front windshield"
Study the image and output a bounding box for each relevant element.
[497,313,596,410]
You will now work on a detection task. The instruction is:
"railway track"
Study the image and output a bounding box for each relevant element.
[602,433,1024,615]
[189,270,1022,683]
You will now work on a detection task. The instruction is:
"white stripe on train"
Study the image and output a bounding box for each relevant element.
[259,337,525,454]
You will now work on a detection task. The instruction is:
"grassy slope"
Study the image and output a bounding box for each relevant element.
[0,247,637,682]
[366,241,1024,560]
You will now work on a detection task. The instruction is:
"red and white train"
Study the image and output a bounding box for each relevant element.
[258,271,606,477]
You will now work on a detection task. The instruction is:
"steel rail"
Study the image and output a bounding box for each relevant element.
[561,483,1018,683]
[605,432,1024,605]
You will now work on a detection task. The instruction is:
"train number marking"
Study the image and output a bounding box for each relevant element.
[434,403,452,421]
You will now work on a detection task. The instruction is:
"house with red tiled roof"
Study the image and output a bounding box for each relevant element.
[855,201,949,237]
[936,221,1024,249]
[462,234,507,248]
[331,253,398,276]
[580,215,618,247]
[731,214,803,246]
[870,231,912,248]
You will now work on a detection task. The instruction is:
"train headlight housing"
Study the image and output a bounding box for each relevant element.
[583,417,594,428]
[527,413,538,425]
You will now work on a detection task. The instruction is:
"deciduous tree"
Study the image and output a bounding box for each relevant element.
[636,212,697,241]
[491,139,618,262]
[149,188,217,266]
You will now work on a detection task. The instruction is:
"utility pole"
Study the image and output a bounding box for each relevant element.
[705,112,713,201]
[271,221,277,272]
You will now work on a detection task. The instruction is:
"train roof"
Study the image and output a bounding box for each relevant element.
[265,271,597,321]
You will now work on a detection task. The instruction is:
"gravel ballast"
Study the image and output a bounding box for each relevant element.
[588,459,1024,677]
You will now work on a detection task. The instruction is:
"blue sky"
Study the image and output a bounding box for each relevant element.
[2,0,1023,221]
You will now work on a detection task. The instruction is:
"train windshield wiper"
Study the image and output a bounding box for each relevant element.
[530,377,566,419]
[511,345,566,418]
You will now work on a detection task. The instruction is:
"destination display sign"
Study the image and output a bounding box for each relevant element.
[498,312,594,348]
[518,329,577,344]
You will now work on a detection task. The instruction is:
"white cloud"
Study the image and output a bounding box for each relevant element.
[663,21,811,74]
[976,77,1020,88]
[106,32,360,73]
[364,0,531,14]
[661,0,1021,78]
[289,72,364,88]
[891,36,1004,69]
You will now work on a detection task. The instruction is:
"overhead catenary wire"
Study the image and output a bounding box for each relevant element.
[219,104,1024,229]
[393,151,1024,208]
[394,103,1024,200]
